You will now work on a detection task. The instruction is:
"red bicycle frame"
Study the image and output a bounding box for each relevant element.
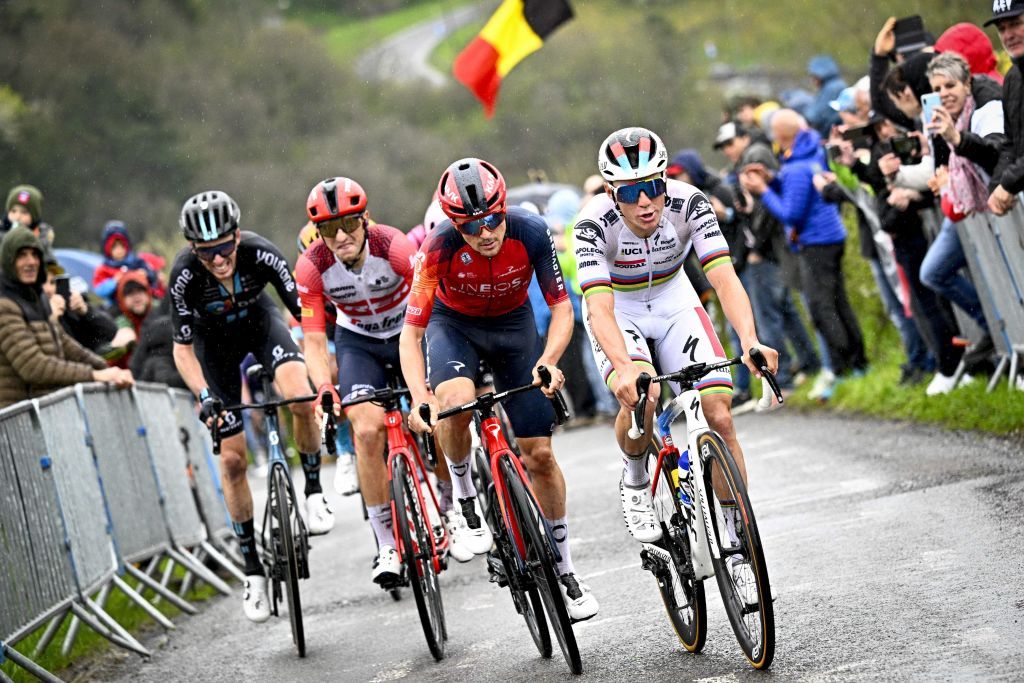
[478,413,540,560]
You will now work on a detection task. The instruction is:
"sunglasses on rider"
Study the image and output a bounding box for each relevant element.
[194,239,238,262]
[454,211,505,237]
[613,177,667,204]
[316,213,366,239]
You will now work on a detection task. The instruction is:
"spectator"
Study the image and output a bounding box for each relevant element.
[92,220,157,305]
[740,109,866,393]
[871,29,936,132]
[108,269,154,368]
[935,22,1003,84]
[988,1,1024,215]
[0,225,131,409]
[805,55,847,136]
[3,184,43,239]
[716,122,820,393]
[831,76,872,128]
[130,295,186,389]
[42,255,122,356]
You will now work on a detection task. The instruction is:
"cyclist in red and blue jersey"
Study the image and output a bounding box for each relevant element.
[400,158,599,622]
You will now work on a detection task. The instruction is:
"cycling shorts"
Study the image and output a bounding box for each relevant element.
[581,300,733,398]
[425,303,555,439]
[194,310,304,438]
[334,326,402,404]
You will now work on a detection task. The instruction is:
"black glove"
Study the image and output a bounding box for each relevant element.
[199,389,222,425]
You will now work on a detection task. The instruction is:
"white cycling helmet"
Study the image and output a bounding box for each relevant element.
[598,127,669,182]
[423,199,447,233]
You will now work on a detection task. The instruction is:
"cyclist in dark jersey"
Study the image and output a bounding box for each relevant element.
[169,190,335,624]
[400,158,599,622]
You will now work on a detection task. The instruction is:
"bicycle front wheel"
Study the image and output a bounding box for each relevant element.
[271,466,305,657]
[646,447,707,653]
[501,456,582,675]
[392,454,446,660]
[698,432,774,669]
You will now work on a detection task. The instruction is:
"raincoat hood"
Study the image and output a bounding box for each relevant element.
[1,225,46,290]
[936,23,1002,83]
[808,55,841,81]
[101,220,132,259]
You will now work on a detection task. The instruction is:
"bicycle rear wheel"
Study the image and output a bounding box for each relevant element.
[271,466,305,657]
[501,456,582,675]
[392,455,446,660]
[645,447,707,653]
[698,431,774,669]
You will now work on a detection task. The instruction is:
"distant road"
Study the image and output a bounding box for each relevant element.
[355,2,492,86]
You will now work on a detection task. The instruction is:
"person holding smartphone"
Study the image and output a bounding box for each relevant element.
[988,1,1024,215]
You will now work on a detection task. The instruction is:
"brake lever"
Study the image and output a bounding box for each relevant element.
[749,347,784,408]
[536,365,569,426]
[627,372,652,439]
[320,392,337,455]
[418,403,437,462]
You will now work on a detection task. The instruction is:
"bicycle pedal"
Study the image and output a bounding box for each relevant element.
[485,553,508,587]
[640,543,672,574]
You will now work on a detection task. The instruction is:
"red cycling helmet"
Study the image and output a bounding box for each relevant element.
[306,177,368,223]
[436,158,507,222]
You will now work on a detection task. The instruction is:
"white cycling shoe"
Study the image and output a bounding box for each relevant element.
[445,497,492,561]
[242,575,271,623]
[727,556,759,607]
[305,494,335,536]
[558,573,599,622]
[333,454,359,496]
[619,479,662,542]
[372,545,402,586]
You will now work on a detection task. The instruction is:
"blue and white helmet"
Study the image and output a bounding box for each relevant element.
[180,191,240,242]
[598,127,668,182]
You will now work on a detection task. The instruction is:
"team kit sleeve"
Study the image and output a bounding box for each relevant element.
[385,226,418,282]
[252,234,303,320]
[526,216,569,307]
[403,234,445,329]
[572,218,613,299]
[683,191,732,276]
[294,253,328,334]
[168,250,197,344]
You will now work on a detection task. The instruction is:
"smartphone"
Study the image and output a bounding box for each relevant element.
[921,92,942,129]
[55,275,71,299]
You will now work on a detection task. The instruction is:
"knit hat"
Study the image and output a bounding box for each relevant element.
[5,185,43,226]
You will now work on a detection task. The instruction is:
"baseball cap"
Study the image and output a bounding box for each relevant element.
[713,122,741,149]
[830,87,857,113]
[986,0,1024,25]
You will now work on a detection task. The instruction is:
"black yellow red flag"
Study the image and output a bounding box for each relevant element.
[453,0,573,117]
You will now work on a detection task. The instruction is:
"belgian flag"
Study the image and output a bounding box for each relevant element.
[453,0,573,118]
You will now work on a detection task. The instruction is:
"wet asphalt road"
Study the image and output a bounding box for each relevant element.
[102,411,1024,682]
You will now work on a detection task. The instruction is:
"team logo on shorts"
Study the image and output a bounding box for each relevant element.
[447,360,466,373]
[272,345,284,361]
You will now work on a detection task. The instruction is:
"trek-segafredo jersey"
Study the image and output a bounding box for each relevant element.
[573,179,731,315]
[295,224,415,340]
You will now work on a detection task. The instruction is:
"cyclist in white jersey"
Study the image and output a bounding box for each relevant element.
[574,127,779,544]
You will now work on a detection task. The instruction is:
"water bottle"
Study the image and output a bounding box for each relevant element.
[676,448,694,510]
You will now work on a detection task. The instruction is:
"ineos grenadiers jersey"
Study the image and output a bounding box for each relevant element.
[573,179,731,315]
[169,231,301,344]
[294,225,415,340]
[405,206,568,327]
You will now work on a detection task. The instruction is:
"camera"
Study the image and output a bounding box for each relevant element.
[889,135,921,165]
[841,124,875,145]
[826,144,842,163]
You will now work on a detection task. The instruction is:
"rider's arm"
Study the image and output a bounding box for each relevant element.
[399,323,430,406]
[583,291,633,375]
[530,216,572,366]
[400,242,443,407]
[168,253,208,397]
[706,264,760,354]
[172,342,210,397]
[294,253,332,389]
[539,298,573,367]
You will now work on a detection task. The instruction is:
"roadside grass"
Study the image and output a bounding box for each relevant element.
[291,0,474,64]
[1,559,222,682]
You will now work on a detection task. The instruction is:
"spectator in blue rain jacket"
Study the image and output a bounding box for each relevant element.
[805,54,847,136]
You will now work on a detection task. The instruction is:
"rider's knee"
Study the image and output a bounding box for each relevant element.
[220,448,248,479]
[522,443,557,476]
[706,400,735,437]
[351,415,384,448]
[289,399,314,421]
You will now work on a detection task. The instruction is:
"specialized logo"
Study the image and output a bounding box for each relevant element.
[682,335,699,363]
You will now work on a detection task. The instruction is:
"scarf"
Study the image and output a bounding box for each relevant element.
[946,94,991,215]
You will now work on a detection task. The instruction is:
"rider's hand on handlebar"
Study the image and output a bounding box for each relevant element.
[198,391,223,428]
[613,363,645,409]
[315,382,342,420]
[409,398,439,435]
[532,364,564,398]
[742,343,779,378]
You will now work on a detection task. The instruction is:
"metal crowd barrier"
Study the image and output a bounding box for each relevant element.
[957,207,1024,391]
[0,384,240,681]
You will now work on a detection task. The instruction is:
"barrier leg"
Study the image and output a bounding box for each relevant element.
[988,355,1008,392]
[151,557,176,606]
[135,555,161,595]
[76,599,150,657]
[1010,351,1021,391]
[168,546,232,596]
[200,540,246,583]
[111,575,175,630]
[61,582,110,658]
[123,563,198,615]
[31,606,69,659]
[1,641,63,683]
[178,549,197,599]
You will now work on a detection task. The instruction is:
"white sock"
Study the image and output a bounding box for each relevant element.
[721,502,739,547]
[622,453,649,488]
[447,457,477,501]
[368,503,395,549]
[547,515,574,576]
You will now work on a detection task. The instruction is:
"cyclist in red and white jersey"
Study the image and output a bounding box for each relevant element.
[295,177,419,586]
[574,127,778,546]
[400,158,599,622]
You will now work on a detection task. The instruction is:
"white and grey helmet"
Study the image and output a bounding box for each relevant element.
[180,191,240,242]
[598,127,669,182]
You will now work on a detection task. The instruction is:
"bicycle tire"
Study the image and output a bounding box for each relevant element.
[501,456,582,675]
[698,431,775,669]
[271,466,305,657]
[645,446,707,653]
[392,455,447,660]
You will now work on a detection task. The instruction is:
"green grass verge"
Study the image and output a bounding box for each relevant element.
[291,0,474,64]
[1,560,222,682]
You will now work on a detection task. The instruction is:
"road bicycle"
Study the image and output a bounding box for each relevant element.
[420,368,584,674]
[630,348,781,669]
[342,374,449,661]
[469,361,518,518]
[210,364,320,658]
